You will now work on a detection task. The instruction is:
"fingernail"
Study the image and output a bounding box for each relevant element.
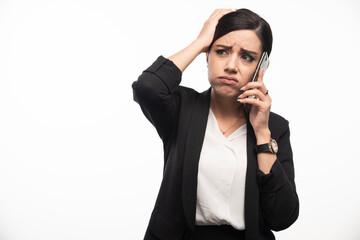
[240,86,246,90]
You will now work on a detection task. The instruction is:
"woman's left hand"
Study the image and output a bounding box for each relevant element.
[238,68,271,141]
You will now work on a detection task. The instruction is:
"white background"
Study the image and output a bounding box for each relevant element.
[1,0,359,239]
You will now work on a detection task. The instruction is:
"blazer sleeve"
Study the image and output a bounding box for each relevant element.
[132,56,182,142]
[256,119,299,231]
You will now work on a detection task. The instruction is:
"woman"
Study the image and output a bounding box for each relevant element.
[132,8,299,240]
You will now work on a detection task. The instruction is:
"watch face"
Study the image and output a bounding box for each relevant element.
[270,139,278,153]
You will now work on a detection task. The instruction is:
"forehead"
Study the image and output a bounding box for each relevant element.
[214,30,262,52]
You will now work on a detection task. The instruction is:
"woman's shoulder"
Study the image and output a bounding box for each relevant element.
[269,111,288,123]
[269,111,290,133]
[177,86,211,101]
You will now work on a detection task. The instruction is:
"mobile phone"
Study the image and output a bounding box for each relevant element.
[247,51,269,99]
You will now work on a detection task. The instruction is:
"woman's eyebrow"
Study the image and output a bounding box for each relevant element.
[215,44,259,56]
[240,48,259,56]
[215,44,232,50]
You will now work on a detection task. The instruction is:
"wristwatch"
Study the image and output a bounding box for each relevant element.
[255,138,278,154]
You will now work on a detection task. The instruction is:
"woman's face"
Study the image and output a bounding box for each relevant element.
[207,29,263,99]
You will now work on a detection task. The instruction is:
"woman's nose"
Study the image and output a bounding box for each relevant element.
[225,55,238,74]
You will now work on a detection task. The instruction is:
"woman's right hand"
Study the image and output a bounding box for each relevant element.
[168,9,233,72]
[196,9,234,52]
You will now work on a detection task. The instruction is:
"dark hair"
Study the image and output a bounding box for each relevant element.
[208,8,273,56]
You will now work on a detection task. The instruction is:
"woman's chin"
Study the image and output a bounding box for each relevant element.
[212,86,240,99]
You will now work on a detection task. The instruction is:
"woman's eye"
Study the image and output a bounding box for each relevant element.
[241,54,255,62]
[215,49,227,55]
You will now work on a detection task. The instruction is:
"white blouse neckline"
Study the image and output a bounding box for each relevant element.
[209,108,247,141]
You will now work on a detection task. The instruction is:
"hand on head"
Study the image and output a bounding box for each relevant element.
[196,9,235,52]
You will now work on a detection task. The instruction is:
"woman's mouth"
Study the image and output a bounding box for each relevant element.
[218,76,238,85]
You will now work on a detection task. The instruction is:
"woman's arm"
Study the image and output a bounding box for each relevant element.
[257,120,299,231]
[133,9,233,141]
[168,9,233,72]
[239,70,299,230]
[132,56,182,141]
[239,68,277,174]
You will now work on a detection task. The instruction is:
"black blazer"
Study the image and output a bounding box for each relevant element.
[132,56,299,240]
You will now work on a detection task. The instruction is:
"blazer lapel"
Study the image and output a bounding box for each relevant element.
[182,88,211,232]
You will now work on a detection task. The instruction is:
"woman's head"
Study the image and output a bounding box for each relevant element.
[206,9,273,99]
[209,8,272,56]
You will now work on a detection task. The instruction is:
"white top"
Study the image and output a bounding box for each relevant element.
[195,109,247,230]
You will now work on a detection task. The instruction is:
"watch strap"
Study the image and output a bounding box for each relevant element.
[255,143,271,153]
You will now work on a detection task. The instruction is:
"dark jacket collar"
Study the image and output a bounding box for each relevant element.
[182,88,210,232]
